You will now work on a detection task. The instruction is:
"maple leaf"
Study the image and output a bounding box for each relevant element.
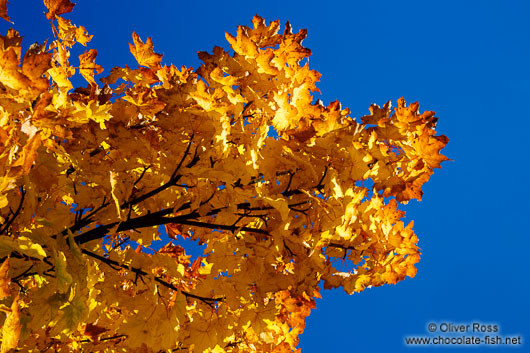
[78,49,103,86]
[0,295,21,353]
[166,223,186,239]
[361,101,391,125]
[22,49,52,82]
[0,45,32,91]
[55,16,92,47]
[43,0,75,20]
[129,31,163,70]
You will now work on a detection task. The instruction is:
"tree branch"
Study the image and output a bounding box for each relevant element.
[282,167,328,197]
[281,171,294,196]
[74,206,270,245]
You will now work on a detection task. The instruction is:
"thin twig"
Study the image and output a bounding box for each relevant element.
[133,165,151,186]
[82,249,225,305]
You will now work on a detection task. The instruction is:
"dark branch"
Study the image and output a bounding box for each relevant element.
[12,264,35,281]
[171,135,194,179]
[74,208,176,244]
[100,335,127,342]
[327,242,358,251]
[176,220,269,235]
[74,199,272,245]
[185,144,200,169]
[180,290,224,305]
[281,172,295,196]
[241,100,253,117]
[315,166,328,191]
[79,334,127,344]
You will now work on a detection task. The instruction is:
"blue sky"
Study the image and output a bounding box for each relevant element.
[2,1,529,352]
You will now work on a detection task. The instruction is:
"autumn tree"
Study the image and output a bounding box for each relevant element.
[0,1,448,352]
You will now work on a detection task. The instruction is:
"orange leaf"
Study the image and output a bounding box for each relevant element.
[129,31,163,70]
[158,242,186,259]
[83,323,107,342]
[43,0,75,20]
[0,0,10,22]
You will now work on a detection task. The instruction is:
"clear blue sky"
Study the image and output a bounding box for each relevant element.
[2,1,529,352]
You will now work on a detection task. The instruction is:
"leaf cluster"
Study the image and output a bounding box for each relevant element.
[0,1,448,352]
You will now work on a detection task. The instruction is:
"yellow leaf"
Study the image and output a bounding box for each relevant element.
[210,67,237,86]
[48,66,73,91]
[0,236,47,259]
[75,25,93,46]
[0,258,10,299]
[262,196,290,222]
[198,259,213,276]
[0,46,31,91]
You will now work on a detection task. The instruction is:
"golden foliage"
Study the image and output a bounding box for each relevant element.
[0,1,448,351]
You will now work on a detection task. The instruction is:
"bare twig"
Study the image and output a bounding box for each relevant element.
[82,249,225,306]
[121,136,195,210]
[281,172,294,196]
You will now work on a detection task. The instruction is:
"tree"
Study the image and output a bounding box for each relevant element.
[0,1,448,351]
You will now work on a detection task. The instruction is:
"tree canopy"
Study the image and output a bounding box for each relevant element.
[0,0,448,351]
